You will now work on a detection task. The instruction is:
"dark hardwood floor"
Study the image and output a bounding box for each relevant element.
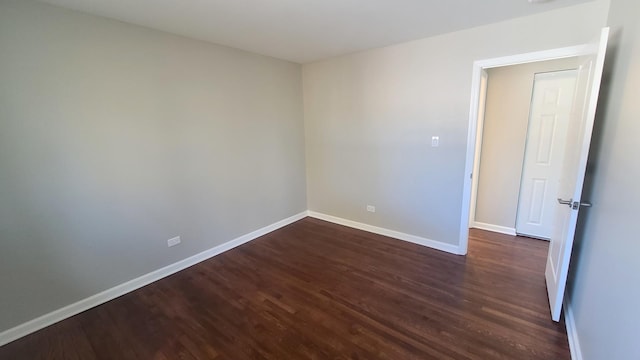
[0,217,570,359]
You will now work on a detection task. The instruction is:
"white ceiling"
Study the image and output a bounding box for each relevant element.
[40,0,594,63]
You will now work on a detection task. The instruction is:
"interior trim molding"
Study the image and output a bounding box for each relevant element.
[0,211,308,347]
[307,211,463,255]
[459,42,597,255]
[471,221,517,236]
[564,299,584,360]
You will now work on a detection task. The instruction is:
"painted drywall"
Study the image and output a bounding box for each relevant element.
[39,0,597,63]
[567,0,640,358]
[303,1,610,246]
[0,1,306,332]
[474,58,578,231]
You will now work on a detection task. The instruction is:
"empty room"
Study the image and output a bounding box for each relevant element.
[0,0,638,359]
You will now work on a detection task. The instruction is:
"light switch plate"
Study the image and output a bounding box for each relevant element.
[167,236,181,247]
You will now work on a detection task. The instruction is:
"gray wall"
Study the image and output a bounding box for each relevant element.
[567,0,640,357]
[0,1,306,332]
[303,1,609,246]
[475,59,578,230]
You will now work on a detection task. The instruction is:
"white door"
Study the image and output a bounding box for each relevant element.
[516,70,578,239]
[546,27,609,322]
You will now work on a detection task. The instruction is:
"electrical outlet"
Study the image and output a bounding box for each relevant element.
[167,236,181,247]
[431,136,440,147]
[366,205,376,213]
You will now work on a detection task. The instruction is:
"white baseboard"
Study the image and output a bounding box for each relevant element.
[471,221,517,236]
[0,211,307,347]
[564,300,583,360]
[307,211,463,255]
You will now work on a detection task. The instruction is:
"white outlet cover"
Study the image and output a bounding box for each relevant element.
[366,205,376,212]
[167,236,181,247]
[431,136,440,147]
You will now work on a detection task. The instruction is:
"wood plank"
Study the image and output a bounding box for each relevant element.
[0,217,570,359]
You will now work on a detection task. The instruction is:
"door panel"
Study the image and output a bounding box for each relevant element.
[536,115,557,165]
[545,28,609,322]
[516,70,578,239]
[528,179,547,224]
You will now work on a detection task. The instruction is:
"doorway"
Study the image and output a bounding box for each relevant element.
[469,63,579,240]
[459,28,609,322]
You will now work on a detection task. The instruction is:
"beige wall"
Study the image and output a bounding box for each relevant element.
[0,1,306,332]
[567,0,640,357]
[303,1,609,246]
[474,58,579,230]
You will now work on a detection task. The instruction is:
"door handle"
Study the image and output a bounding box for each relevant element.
[557,198,573,206]
[558,198,592,209]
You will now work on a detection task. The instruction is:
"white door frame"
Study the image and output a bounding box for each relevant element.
[459,44,593,255]
[468,70,488,226]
